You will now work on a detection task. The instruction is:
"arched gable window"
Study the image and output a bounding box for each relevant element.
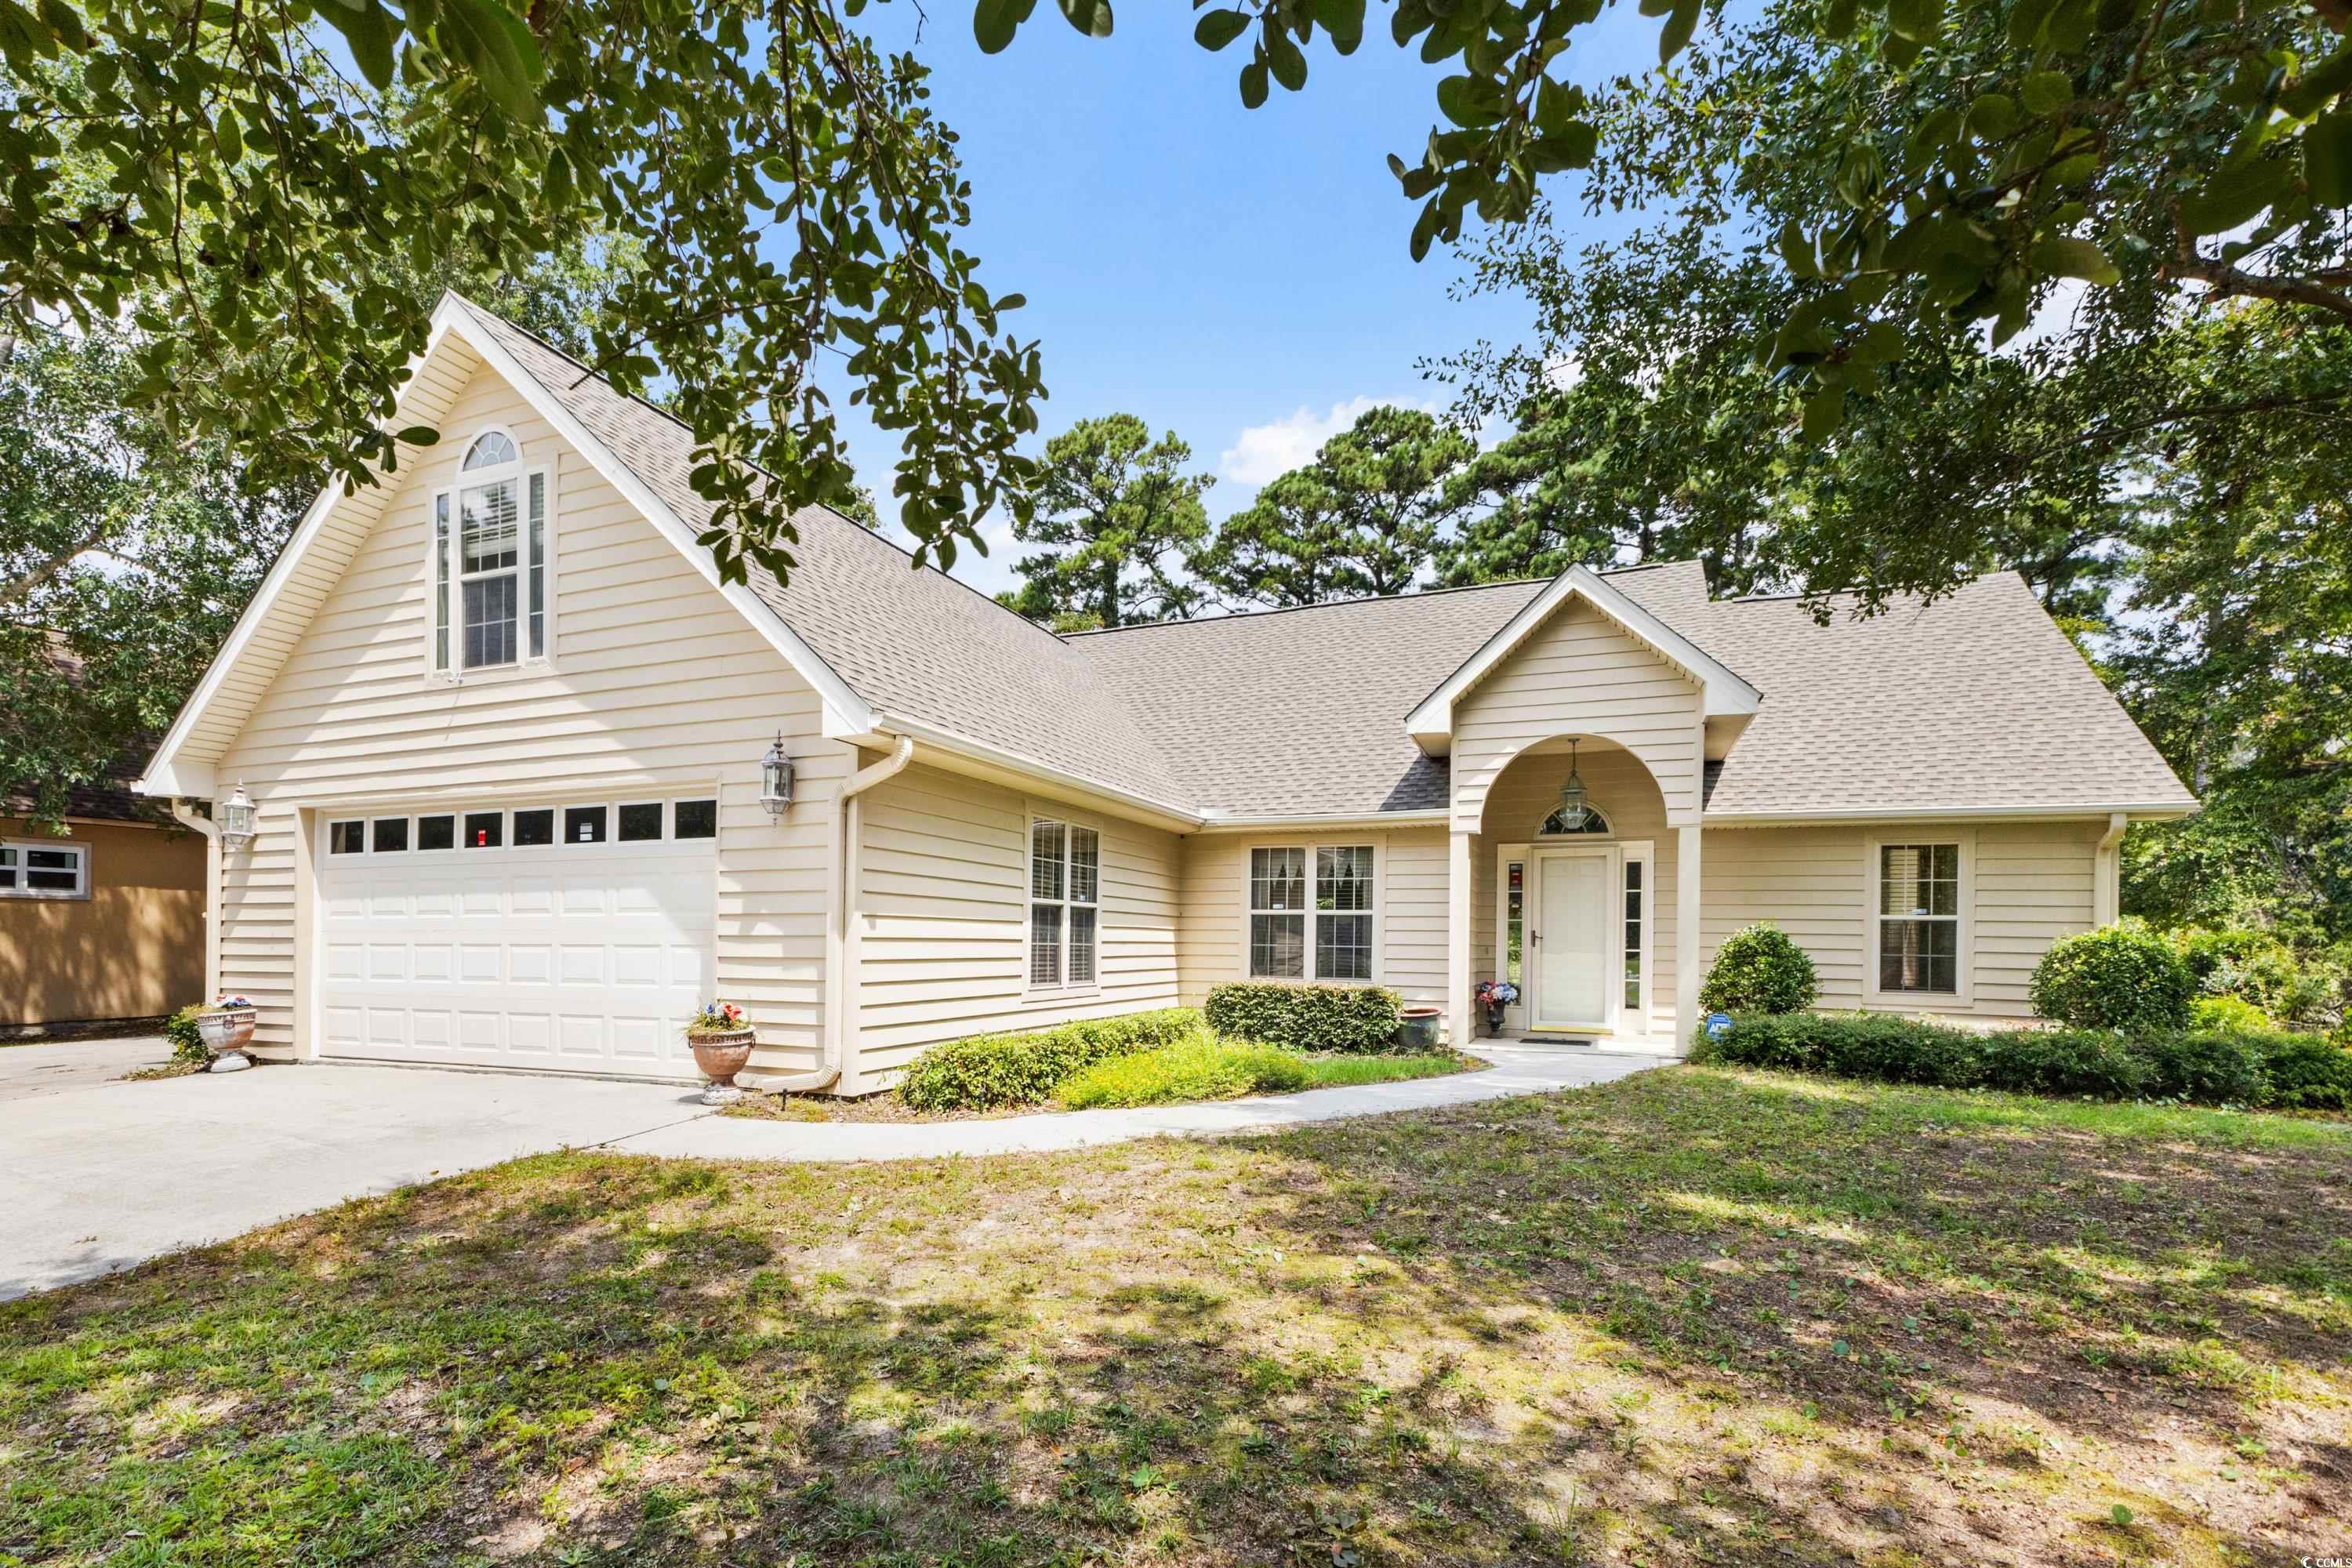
[431,429,551,673]
[1538,802,1612,837]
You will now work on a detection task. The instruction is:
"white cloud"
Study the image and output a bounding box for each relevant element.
[1218,395,1387,485]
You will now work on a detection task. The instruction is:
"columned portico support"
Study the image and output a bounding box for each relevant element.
[1448,828,1474,1049]
[1675,821,1701,1052]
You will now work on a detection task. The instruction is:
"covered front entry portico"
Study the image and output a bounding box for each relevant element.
[1455,735,1687,1050]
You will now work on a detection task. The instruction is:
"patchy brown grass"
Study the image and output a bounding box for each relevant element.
[2,1065,2346,1566]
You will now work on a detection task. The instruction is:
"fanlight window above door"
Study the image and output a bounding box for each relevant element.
[1538,801,1611,837]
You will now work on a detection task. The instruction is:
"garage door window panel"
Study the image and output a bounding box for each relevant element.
[372,818,409,853]
[418,815,456,851]
[514,808,556,847]
[329,819,366,855]
[465,811,503,849]
[618,803,663,842]
[566,805,608,844]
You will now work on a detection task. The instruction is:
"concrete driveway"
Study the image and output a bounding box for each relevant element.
[0,1058,713,1301]
[0,1034,178,1101]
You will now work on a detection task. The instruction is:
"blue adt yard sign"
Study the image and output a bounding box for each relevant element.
[1704,1012,1734,1041]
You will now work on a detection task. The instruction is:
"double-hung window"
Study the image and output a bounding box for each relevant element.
[1029,818,1099,989]
[1250,844,1374,981]
[432,430,550,674]
[1876,841,1962,995]
[0,840,89,898]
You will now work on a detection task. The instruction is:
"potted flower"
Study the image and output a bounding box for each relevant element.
[1473,979,1519,1037]
[197,994,259,1073]
[684,1002,755,1104]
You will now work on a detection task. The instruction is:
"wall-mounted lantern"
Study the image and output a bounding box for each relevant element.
[759,731,795,819]
[220,782,257,851]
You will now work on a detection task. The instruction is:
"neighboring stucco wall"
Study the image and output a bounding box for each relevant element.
[1700,818,2104,1021]
[851,760,1180,1091]
[1174,826,1449,1012]
[0,819,205,1025]
[1468,743,1680,1040]
[1450,596,1706,831]
[209,357,848,1069]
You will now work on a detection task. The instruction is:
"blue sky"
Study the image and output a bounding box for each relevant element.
[840,1,1674,597]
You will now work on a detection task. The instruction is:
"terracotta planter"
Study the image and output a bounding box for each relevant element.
[196,1008,257,1054]
[688,1028,756,1088]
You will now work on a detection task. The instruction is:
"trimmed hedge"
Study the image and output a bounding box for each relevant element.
[1698,923,1819,1015]
[1203,983,1403,1054]
[1690,1009,2352,1111]
[2029,921,2194,1031]
[898,1007,1203,1112]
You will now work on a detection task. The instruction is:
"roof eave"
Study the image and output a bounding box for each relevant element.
[1700,800,2200,827]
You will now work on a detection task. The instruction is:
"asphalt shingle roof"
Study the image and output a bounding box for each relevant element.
[463,301,2192,825]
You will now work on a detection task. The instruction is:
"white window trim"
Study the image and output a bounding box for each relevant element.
[1621,838,1656,1032]
[427,427,555,680]
[1026,811,1102,996]
[0,837,91,900]
[1241,840,1381,985]
[1864,829,1976,1008]
[316,796,720,858]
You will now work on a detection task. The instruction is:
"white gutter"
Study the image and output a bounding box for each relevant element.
[2092,810,2129,926]
[868,711,1202,831]
[169,800,223,1001]
[745,734,914,1095]
[1701,800,2198,827]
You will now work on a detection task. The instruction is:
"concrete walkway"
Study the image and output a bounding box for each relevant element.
[0,1044,1662,1301]
[617,1043,1664,1162]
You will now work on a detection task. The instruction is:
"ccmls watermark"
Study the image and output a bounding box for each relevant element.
[2301,1557,2352,1566]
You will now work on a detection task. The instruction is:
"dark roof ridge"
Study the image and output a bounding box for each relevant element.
[1062,575,1563,639]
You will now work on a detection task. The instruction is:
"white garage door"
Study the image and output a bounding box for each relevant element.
[317,797,718,1078]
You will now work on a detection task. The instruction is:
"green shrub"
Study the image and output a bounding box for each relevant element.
[1054,1032,1309,1109]
[898,1007,1202,1112]
[1693,1010,1984,1086]
[2029,921,2194,1031]
[2255,1032,2352,1111]
[163,1004,209,1065]
[1697,924,1820,1015]
[1203,983,1403,1054]
[2176,927,2341,1029]
[2190,994,2271,1033]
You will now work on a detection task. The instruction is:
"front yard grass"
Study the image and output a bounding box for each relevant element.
[3,1065,2347,1565]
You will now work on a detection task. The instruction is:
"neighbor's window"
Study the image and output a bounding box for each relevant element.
[432,430,550,673]
[1878,843,1960,993]
[1250,844,1374,982]
[0,840,89,898]
[1029,818,1100,988]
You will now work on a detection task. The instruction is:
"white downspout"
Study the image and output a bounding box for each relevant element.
[171,799,223,1001]
[746,733,914,1095]
[2092,811,2129,927]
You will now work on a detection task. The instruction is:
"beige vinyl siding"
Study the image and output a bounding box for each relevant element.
[212,358,848,1069]
[1451,597,1705,831]
[1699,818,2103,1021]
[1174,827,1446,1011]
[851,761,1179,1091]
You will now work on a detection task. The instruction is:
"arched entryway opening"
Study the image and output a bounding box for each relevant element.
[1464,735,1679,1044]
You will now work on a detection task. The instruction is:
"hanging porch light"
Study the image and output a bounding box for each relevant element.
[1555,740,1592,832]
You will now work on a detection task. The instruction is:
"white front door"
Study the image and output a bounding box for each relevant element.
[317,801,717,1078]
[1533,848,1615,1033]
